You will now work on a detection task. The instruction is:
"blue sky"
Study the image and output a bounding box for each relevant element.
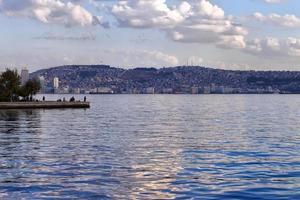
[1,0,300,72]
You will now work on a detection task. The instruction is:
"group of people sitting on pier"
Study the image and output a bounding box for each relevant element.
[40,96,87,102]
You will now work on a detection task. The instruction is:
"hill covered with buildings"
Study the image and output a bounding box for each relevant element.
[30,65,300,94]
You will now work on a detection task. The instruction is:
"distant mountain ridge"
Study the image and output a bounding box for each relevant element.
[30,65,300,94]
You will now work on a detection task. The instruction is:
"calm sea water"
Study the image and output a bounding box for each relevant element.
[0,95,300,199]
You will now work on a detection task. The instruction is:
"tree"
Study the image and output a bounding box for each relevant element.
[18,79,41,101]
[0,69,41,102]
[0,69,21,102]
[25,79,41,99]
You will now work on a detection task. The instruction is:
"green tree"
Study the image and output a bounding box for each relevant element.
[0,69,21,102]
[23,79,41,100]
[18,79,41,101]
[0,69,41,102]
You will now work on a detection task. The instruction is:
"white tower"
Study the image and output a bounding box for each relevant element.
[39,76,45,93]
[53,77,59,89]
[21,68,29,85]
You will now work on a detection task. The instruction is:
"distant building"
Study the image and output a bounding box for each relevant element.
[210,84,216,93]
[129,88,140,94]
[162,88,173,94]
[191,86,199,94]
[73,88,81,94]
[96,87,114,94]
[146,87,155,94]
[214,86,225,94]
[39,76,45,93]
[210,84,225,94]
[224,87,234,94]
[180,85,191,94]
[62,86,70,94]
[53,77,59,89]
[216,86,225,94]
[90,88,97,93]
[203,86,211,94]
[21,68,29,86]
[267,86,274,93]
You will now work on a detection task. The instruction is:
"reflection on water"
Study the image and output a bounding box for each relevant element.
[0,95,300,199]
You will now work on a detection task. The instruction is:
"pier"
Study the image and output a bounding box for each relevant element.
[0,102,90,109]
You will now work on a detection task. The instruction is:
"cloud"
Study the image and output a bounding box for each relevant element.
[245,37,300,57]
[0,0,108,27]
[33,32,96,41]
[263,0,283,3]
[104,49,179,67]
[112,0,247,49]
[111,0,300,59]
[0,48,179,70]
[253,12,300,28]
[112,0,186,28]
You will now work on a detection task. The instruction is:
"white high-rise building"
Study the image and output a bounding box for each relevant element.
[39,76,45,93]
[53,77,59,89]
[21,68,29,85]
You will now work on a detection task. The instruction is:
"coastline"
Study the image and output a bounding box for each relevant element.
[0,101,90,109]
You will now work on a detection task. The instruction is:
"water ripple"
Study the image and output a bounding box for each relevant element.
[0,95,300,199]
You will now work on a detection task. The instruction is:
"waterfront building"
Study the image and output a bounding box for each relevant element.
[53,77,59,89]
[96,87,113,94]
[21,68,29,86]
[73,88,81,94]
[162,88,173,94]
[191,86,199,94]
[129,88,141,94]
[210,84,216,93]
[62,86,70,94]
[146,87,155,94]
[224,87,234,94]
[39,76,45,93]
[90,88,97,93]
[215,86,225,94]
[181,85,191,94]
[210,84,225,94]
[203,86,211,94]
[267,86,274,93]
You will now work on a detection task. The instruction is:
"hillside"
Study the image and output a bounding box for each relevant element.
[30,65,300,94]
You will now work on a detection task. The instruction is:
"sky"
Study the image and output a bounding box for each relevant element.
[1,0,300,72]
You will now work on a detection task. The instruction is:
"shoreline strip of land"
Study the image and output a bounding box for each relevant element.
[0,101,90,109]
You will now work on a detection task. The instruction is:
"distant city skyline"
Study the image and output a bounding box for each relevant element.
[1,0,300,71]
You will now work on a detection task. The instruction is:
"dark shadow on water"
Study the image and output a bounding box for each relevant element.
[0,109,41,134]
[0,109,43,167]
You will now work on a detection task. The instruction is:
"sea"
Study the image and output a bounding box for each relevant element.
[0,94,299,199]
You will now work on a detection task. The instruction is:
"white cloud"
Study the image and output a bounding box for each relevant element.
[33,32,96,41]
[112,0,190,28]
[245,37,300,57]
[263,0,283,3]
[112,0,247,49]
[104,49,179,67]
[111,0,300,59]
[0,49,179,70]
[253,12,300,28]
[0,0,107,27]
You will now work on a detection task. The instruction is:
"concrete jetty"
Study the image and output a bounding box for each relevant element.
[0,101,90,109]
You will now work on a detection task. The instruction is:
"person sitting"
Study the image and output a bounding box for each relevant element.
[70,97,75,102]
